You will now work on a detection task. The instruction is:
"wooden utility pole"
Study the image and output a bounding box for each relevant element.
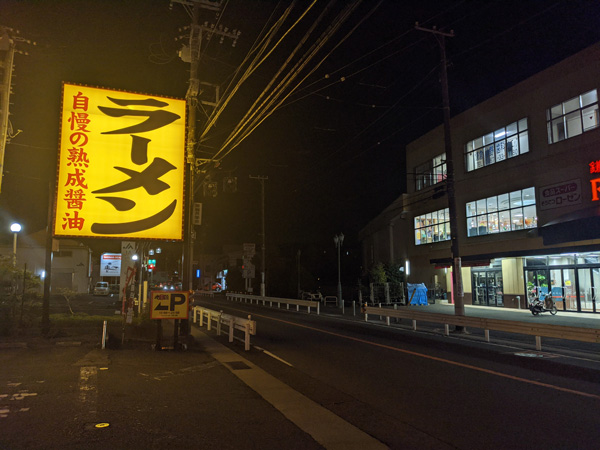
[171,0,241,299]
[249,175,268,297]
[415,23,464,317]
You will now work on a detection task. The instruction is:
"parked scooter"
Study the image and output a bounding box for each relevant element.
[528,290,557,316]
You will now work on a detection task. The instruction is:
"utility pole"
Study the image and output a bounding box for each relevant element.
[249,175,268,297]
[171,0,240,297]
[0,26,33,193]
[415,23,464,318]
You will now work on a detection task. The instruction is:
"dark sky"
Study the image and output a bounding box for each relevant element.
[2,0,600,254]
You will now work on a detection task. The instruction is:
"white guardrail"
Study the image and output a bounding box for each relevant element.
[363,305,600,351]
[192,306,256,351]
[226,293,320,315]
[194,290,215,298]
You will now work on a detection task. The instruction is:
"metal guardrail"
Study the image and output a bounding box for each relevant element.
[194,290,215,298]
[226,293,320,315]
[363,305,600,350]
[192,306,256,351]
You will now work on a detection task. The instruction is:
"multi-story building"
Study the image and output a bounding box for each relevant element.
[360,42,600,314]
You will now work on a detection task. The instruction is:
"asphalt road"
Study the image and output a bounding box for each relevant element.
[3,294,600,449]
[0,333,323,450]
[193,296,600,449]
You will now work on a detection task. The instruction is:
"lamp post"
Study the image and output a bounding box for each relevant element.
[10,223,21,267]
[334,233,344,310]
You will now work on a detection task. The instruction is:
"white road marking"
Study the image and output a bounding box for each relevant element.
[194,328,388,450]
[254,346,294,367]
[79,366,98,410]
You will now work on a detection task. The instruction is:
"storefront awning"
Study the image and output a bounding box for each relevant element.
[540,205,600,245]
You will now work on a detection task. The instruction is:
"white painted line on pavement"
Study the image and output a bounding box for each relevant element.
[193,328,388,450]
[254,346,294,367]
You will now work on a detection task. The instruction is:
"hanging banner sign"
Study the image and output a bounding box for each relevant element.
[150,291,190,319]
[54,83,186,240]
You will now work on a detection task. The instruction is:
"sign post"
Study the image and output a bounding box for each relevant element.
[150,291,190,350]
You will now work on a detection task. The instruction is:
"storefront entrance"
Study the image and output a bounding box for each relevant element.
[472,269,503,307]
[524,253,600,313]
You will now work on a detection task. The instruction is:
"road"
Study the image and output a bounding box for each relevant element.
[2,293,600,449]
[192,295,600,449]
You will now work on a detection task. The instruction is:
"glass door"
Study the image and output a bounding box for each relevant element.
[472,272,486,305]
[487,271,503,306]
[525,269,549,303]
[549,268,575,311]
[577,267,600,313]
[472,270,503,306]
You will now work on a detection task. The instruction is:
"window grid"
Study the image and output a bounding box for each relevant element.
[465,118,529,172]
[414,208,450,245]
[547,89,599,144]
[415,153,446,191]
[467,187,537,237]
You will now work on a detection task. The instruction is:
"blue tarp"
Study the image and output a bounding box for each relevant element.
[407,283,428,305]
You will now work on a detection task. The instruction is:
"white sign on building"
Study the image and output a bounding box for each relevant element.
[100,253,121,277]
[539,179,582,210]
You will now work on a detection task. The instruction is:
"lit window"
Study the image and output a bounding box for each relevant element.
[464,118,529,172]
[414,208,450,245]
[415,153,446,191]
[466,187,537,236]
[547,89,599,143]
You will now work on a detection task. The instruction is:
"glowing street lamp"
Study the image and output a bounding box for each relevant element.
[10,223,22,267]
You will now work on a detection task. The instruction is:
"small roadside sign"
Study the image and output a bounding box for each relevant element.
[150,291,190,319]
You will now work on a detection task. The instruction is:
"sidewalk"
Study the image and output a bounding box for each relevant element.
[326,299,600,329]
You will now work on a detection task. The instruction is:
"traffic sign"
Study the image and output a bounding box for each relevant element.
[150,291,189,319]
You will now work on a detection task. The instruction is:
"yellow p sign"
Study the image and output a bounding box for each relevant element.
[150,291,189,319]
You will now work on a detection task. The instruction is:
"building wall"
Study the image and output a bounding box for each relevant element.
[361,42,600,307]
[0,232,91,294]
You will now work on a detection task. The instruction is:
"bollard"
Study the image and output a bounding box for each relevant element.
[352,300,356,316]
[101,320,107,349]
[245,321,251,351]
[484,329,490,342]
[536,335,542,351]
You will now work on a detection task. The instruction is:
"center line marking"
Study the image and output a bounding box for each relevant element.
[224,306,600,401]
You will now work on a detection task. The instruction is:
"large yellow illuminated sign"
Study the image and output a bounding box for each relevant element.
[54,83,186,240]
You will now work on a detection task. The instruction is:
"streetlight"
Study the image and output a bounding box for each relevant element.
[333,232,344,310]
[10,223,22,267]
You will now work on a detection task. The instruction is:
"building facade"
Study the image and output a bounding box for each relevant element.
[0,230,92,294]
[360,42,600,313]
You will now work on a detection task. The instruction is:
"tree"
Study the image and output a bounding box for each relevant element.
[369,263,387,284]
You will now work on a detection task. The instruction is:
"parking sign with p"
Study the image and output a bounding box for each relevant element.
[150,291,190,319]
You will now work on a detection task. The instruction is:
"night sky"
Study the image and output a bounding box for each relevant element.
[2,0,600,258]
